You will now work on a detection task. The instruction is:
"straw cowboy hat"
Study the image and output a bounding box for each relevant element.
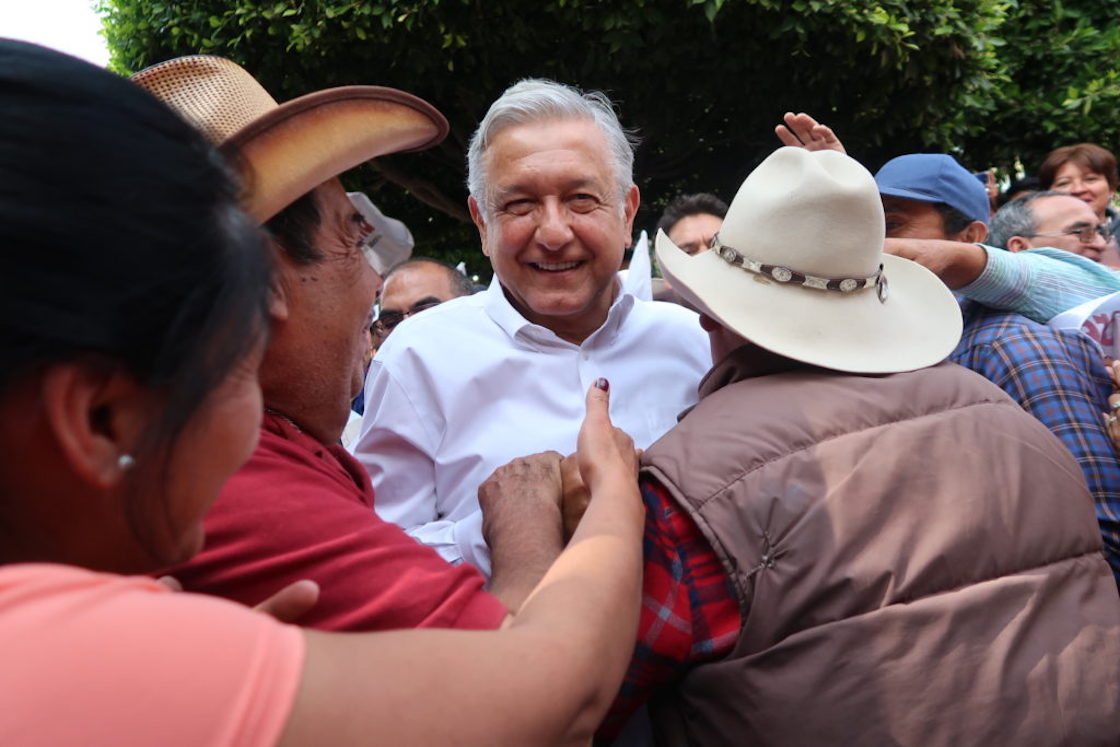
[656,147,962,374]
[131,55,448,223]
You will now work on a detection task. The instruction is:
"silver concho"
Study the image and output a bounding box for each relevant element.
[839,278,859,293]
[771,266,793,283]
[876,273,889,303]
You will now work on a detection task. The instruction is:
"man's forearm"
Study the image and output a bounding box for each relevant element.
[883,238,987,289]
[479,452,567,612]
[486,505,564,612]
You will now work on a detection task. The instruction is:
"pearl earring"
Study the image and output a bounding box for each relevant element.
[117,454,135,471]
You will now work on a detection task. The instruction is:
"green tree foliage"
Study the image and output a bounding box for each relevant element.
[960,1,1120,174]
[99,0,1120,270]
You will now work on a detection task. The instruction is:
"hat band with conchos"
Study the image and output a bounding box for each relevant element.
[710,234,889,303]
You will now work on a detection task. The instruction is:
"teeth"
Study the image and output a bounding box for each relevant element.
[535,261,580,271]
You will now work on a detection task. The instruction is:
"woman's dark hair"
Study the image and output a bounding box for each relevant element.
[1039,143,1119,191]
[0,41,272,548]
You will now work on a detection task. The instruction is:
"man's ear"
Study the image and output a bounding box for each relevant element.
[266,243,291,322]
[622,185,641,245]
[1005,236,1031,253]
[467,196,490,257]
[698,313,721,332]
[39,363,152,489]
[957,220,989,244]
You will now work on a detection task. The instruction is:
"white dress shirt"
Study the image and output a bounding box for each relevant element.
[352,277,712,576]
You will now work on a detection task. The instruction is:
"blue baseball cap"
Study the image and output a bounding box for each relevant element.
[874,154,990,226]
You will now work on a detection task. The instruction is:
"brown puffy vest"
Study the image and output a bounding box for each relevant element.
[643,349,1120,746]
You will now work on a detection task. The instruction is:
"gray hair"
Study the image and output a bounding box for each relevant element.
[466,78,637,218]
[988,190,1070,249]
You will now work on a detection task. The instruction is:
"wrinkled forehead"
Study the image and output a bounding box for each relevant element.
[1033,195,1099,228]
[381,263,453,309]
[484,117,616,181]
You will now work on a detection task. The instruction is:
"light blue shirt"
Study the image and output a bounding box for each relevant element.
[961,245,1120,322]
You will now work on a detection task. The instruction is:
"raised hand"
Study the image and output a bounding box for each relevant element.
[775,111,847,154]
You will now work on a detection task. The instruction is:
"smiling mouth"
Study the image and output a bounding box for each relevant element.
[531,260,582,272]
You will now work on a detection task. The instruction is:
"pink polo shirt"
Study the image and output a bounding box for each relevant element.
[0,563,304,746]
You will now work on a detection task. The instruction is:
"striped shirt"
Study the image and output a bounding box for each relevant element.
[963,245,1120,322]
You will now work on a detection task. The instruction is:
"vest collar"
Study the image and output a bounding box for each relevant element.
[698,344,807,400]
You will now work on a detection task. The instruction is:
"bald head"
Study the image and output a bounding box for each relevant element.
[375,258,474,339]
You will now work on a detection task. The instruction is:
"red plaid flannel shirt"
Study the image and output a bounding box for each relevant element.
[598,474,741,738]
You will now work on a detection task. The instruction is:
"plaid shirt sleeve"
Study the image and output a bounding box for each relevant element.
[597,474,741,739]
[952,321,1120,585]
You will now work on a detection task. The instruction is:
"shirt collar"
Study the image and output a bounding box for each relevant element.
[482,274,636,348]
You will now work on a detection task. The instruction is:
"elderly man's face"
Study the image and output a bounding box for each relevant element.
[469,117,639,344]
[1019,194,1109,260]
[262,178,382,442]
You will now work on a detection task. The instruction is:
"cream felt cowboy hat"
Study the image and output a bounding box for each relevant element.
[131,55,448,223]
[656,147,962,374]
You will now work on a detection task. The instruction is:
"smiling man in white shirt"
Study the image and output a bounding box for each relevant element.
[352,79,711,574]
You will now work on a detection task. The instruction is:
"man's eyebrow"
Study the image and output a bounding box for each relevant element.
[493,177,603,199]
[411,296,442,310]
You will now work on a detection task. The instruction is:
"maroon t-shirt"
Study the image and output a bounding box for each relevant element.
[164,413,507,631]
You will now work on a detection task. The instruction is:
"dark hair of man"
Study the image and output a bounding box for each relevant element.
[1039,143,1120,192]
[0,40,272,552]
[987,190,1071,249]
[264,190,323,264]
[656,192,728,235]
[932,202,975,238]
[384,256,476,298]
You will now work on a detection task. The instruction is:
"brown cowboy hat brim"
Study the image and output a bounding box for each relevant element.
[224,86,448,222]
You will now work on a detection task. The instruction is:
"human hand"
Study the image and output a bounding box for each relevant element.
[1104,359,1120,451]
[156,575,320,623]
[559,453,590,542]
[254,579,320,623]
[479,451,566,610]
[774,112,846,154]
[479,451,564,546]
[576,379,639,495]
[560,446,642,541]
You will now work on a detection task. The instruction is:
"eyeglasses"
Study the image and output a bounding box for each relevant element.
[373,299,443,336]
[1027,224,1113,243]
